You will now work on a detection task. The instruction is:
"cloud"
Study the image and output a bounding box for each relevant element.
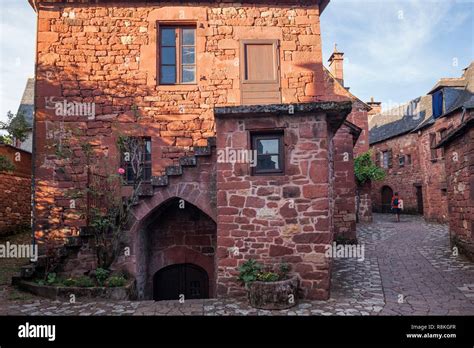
[0,2,36,122]
[321,0,473,103]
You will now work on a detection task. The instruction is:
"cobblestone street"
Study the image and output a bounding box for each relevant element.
[1,214,473,316]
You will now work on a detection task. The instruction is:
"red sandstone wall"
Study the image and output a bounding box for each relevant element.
[417,114,463,223]
[371,133,423,213]
[444,126,473,243]
[0,146,32,236]
[216,113,334,300]
[332,125,356,240]
[33,1,328,240]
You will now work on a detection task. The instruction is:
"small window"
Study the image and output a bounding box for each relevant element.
[432,90,443,118]
[381,150,392,169]
[122,137,152,184]
[399,155,405,167]
[439,128,447,158]
[159,26,196,84]
[251,132,284,175]
[406,154,412,165]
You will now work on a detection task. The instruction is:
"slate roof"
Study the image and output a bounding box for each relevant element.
[370,62,474,143]
[368,96,430,144]
[15,78,34,129]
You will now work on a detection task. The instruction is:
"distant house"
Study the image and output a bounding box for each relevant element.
[0,141,32,236]
[12,78,35,153]
[369,62,474,224]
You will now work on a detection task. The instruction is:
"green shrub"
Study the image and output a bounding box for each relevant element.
[256,272,280,282]
[75,276,94,288]
[106,275,127,287]
[237,259,262,284]
[95,268,110,286]
[62,278,76,287]
[46,273,57,285]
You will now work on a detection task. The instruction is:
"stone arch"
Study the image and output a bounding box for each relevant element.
[381,185,394,213]
[130,195,217,300]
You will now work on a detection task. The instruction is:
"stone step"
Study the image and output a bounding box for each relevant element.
[165,165,183,176]
[20,265,35,279]
[194,146,211,156]
[207,136,216,147]
[151,175,169,187]
[179,156,197,167]
[137,184,154,197]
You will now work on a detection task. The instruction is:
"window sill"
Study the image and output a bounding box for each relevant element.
[156,84,198,91]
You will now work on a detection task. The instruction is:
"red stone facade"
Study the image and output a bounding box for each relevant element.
[370,64,473,223]
[31,0,365,300]
[436,113,474,260]
[0,144,32,236]
[215,104,351,300]
[371,133,423,214]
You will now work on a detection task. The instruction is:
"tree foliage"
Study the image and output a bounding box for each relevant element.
[0,111,30,144]
[0,155,15,172]
[354,151,386,184]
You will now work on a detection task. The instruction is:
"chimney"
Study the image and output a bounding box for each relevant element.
[367,97,382,115]
[328,44,344,86]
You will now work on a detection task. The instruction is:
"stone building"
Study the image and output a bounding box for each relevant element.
[30,0,369,301]
[0,142,32,236]
[370,62,474,223]
[435,101,474,260]
[12,78,35,153]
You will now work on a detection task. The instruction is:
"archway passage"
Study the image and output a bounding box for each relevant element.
[153,263,209,301]
[135,197,217,300]
[381,186,394,213]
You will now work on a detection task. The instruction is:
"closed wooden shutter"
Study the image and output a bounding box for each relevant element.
[241,40,281,105]
[375,151,380,167]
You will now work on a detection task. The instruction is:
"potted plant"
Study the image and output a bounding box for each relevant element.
[238,259,299,310]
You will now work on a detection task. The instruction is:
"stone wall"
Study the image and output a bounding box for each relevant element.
[215,103,351,300]
[332,124,356,241]
[34,1,330,241]
[371,133,423,214]
[443,123,473,257]
[0,145,32,236]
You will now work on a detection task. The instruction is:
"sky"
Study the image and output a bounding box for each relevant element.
[0,0,473,123]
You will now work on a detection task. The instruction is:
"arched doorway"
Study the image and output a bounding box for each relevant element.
[153,263,209,301]
[381,186,393,213]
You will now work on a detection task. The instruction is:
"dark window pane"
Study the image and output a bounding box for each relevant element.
[257,139,279,154]
[182,28,195,45]
[161,28,176,46]
[182,46,195,64]
[161,47,176,65]
[182,66,196,83]
[257,155,280,170]
[144,167,151,181]
[160,65,176,84]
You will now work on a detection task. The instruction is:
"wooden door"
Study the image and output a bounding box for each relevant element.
[381,186,393,213]
[153,264,209,301]
[241,40,281,105]
[416,186,424,214]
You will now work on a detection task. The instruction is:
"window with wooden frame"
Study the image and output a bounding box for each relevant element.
[159,26,196,85]
[382,150,392,169]
[122,137,152,184]
[439,128,447,159]
[240,40,281,105]
[251,132,284,175]
[399,155,405,167]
